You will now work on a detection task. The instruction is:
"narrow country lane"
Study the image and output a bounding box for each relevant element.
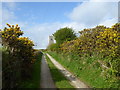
[46,53,89,88]
[40,54,56,89]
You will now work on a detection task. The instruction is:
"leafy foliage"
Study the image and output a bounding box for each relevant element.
[53,27,76,45]
[60,23,120,77]
[48,23,120,87]
[1,24,36,88]
[47,43,59,51]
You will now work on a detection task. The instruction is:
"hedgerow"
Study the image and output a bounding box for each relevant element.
[49,23,120,87]
[1,24,36,88]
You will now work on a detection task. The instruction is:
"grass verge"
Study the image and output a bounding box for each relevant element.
[45,54,75,89]
[20,51,42,88]
[47,51,119,88]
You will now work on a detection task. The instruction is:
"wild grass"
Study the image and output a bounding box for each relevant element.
[20,51,42,88]
[47,51,119,88]
[45,54,75,89]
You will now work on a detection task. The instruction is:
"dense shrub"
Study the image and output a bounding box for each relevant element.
[1,24,35,88]
[53,27,76,45]
[47,23,120,85]
[60,23,120,78]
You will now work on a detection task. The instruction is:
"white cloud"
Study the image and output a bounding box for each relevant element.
[21,22,85,49]
[61,22,85,31]
[99,18,117,27]
[68,1,118,26]
[20,23,61,49]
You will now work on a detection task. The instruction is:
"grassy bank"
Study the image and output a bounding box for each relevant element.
[20,51,42,88]
[47,51,119,88]
[45,54,75,89]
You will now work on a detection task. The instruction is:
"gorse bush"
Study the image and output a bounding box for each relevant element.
[61,24,120,57]
[49,23,120,87]
[60,23,120,77]
[1,24,35,88]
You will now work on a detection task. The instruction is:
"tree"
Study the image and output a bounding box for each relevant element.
[53,27,76,45]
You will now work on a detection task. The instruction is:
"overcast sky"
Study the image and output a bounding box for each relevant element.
[1,0,119,49]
